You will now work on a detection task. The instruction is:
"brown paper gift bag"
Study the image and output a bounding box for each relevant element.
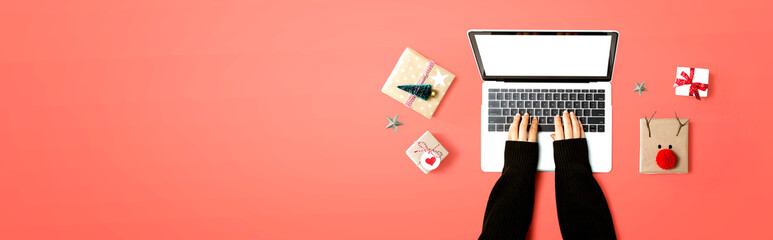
[640,118,689,174]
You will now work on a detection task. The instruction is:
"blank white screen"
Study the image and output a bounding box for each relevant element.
[474,34,612,77]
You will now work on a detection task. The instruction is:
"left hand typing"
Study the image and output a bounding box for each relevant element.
[507,113,538,142]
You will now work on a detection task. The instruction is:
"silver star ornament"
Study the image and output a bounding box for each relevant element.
[633,81,648,96]
[385,115,404,132]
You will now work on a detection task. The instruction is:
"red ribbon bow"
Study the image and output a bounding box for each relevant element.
[673,68,709,100]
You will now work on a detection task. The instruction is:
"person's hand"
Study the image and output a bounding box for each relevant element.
[551,110,585,140]
[508,113,538,142]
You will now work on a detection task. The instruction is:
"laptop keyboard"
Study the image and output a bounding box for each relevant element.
[488,88,606,132]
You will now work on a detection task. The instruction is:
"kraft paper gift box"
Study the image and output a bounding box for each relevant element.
[405,131,449,174]
[640,117,689,174]
[382,48,455,119]
[674,67,709,100]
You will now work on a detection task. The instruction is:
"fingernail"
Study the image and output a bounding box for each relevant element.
[563,110,568,114]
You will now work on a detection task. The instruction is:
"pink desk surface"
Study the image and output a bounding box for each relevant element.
[2,0,772,239]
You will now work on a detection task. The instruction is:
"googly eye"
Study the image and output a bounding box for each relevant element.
[658,144,661,149]
[669,145,672,149]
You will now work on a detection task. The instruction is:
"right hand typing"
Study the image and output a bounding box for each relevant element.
[551,110,585,140]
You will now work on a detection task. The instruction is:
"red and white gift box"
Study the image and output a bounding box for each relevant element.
[405,131,448,174]
[674,67,709,100]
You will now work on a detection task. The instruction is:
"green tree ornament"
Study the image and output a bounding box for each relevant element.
[397,84,433,101]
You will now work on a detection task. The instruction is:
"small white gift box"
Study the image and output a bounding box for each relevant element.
[674,67,709,100]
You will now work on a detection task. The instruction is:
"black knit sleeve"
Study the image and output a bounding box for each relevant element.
[553,138,616,239]
[479,141,538,240]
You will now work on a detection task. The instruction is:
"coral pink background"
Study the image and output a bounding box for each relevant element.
[2,0,771,239]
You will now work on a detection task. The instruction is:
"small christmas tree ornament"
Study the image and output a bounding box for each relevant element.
[397,84,434,101]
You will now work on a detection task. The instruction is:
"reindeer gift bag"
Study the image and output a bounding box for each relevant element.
[640,112,689,174]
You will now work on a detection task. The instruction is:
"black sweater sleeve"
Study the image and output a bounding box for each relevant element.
[554,138,617,239]
[479,141,538,240]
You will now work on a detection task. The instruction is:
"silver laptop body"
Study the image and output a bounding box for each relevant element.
[469,30,619,172]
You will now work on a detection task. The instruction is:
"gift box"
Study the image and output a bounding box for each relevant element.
[405,131,449,174]
[640,114,689,174]
[674,67,709,100]
[382,48,455,119]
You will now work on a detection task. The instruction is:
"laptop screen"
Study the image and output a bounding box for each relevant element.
[469,31,618,81]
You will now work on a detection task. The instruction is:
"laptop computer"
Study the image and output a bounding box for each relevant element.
[468,30,618,172]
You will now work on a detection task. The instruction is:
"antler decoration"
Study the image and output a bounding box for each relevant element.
[674,112,689,136]
[644,111,657,138]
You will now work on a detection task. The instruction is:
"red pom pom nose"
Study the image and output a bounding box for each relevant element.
[656,149,677,170]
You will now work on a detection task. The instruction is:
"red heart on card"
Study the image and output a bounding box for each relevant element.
[425,157,436,166]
